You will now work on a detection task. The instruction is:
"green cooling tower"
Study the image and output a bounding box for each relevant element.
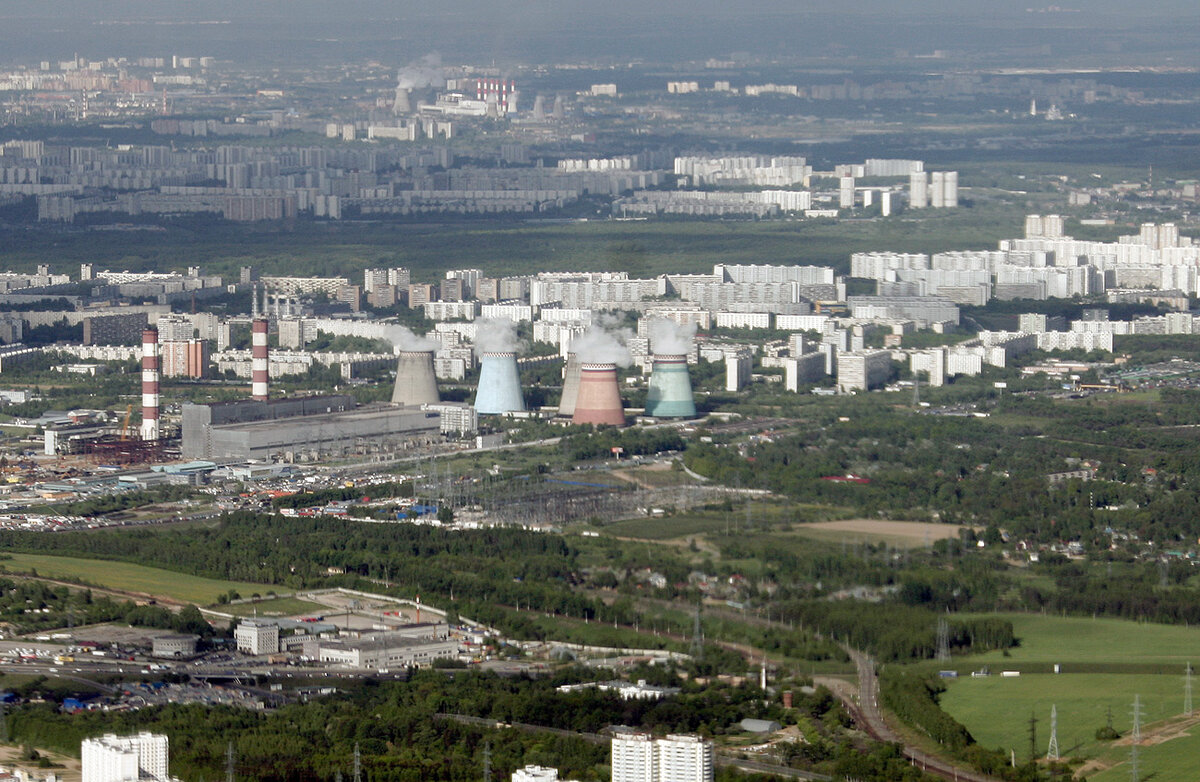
[644,354,696,418]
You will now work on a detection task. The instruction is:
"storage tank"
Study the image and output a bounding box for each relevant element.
[392,350,439,406]
[644,354,696,418]
[474,351,525,415]
[558,352,582,418]
[572,363,625,427]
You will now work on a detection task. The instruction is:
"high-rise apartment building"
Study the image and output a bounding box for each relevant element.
[611,730,713,782]
[81,733,171,782]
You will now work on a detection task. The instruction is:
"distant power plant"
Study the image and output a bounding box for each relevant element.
[645,354,696,418]
[558,352,582,418]
[572,363,625,427]
[474,351,526,415]
[392,350,439,406]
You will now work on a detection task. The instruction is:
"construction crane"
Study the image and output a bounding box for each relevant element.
[119,404,133,441]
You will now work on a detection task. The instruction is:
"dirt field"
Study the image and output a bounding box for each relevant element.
[792,519,973,548]
[0,743,82,782]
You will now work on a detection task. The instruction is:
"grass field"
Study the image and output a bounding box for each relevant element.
[965,613,1200,667]
[222,597,325,617]
[936,613,1200,779]
[0,552,271,605]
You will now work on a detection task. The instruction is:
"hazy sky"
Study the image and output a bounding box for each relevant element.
[0,1,1195,65]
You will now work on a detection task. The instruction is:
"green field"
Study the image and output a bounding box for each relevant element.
[936,613,1200,779]
[221,597,325,618]
[0,552,271,605]
[965,613,1200,667]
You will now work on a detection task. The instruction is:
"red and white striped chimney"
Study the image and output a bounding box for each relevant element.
[251,318,269,401]
[140,327,160,441]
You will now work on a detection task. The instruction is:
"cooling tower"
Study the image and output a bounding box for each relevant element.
[251,318,269,401]
[645,354,696,418]
[558,352,582,417]
[392,350,439,406]
[140,327,159,441]
[393,87,413,115]
[532,94,546,121]
[572,363,625,427]
[474,351,526,415]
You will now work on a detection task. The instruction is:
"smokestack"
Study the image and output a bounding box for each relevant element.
[474,351,525,415]
[140,327,160,441]
[558,352,581,418]
[645,354,696,418]
[392,350,439,406]
[572,363,625,427]
[394,86,412,115]
[251,318,269,401]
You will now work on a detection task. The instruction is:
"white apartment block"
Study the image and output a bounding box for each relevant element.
[836,350,892,393]
[657,735,714,782]
[612,730,657,782]
[481,303,536,322]
[714,264,835,285]
[82,733,170,782]
[424,301,478,321]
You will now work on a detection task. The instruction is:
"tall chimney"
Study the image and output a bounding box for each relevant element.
[251,318,269,401]
[140,327,160,441]
[572,363,625,427]
[474,351,525,415]
[557,352,582,418]
[645,354,696,418]
[392,350,439,406]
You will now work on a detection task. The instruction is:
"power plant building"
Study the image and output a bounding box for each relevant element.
[181,395,441,461]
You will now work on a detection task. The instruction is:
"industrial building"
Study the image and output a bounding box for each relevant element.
[181,396,441,461]
[235,619,280,656]
[315,632,458,669]
[151,634,199,659]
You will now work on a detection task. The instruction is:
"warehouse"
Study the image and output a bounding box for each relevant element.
[316,633,458,669]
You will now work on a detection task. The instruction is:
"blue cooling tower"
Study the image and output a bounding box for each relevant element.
[644,354,696,418]
[474,351,526,415]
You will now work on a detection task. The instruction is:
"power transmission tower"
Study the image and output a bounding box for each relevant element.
[1047,704,1059,761]
[483,741,491,782]
[335,772,343,782]
[225,742,235,782]
[1186,662,1194,717]
[353,743,361,782]
[1130,695,1143,782]
[690,603,704,657]
[0,700,7,743]
[912,372,920,407]
[936,617,951,664]
[1027,711,1038,763]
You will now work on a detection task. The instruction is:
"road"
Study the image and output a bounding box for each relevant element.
[816,648,1000,782]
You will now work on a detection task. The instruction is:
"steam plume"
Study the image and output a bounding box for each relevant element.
[648,318,697,355]
[473,317,521,356]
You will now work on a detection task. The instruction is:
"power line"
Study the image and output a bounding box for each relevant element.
[1130,694,1143,782]
[935,616,951,664]
[1047,704,1059,761]
[1186,662,1193,718]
